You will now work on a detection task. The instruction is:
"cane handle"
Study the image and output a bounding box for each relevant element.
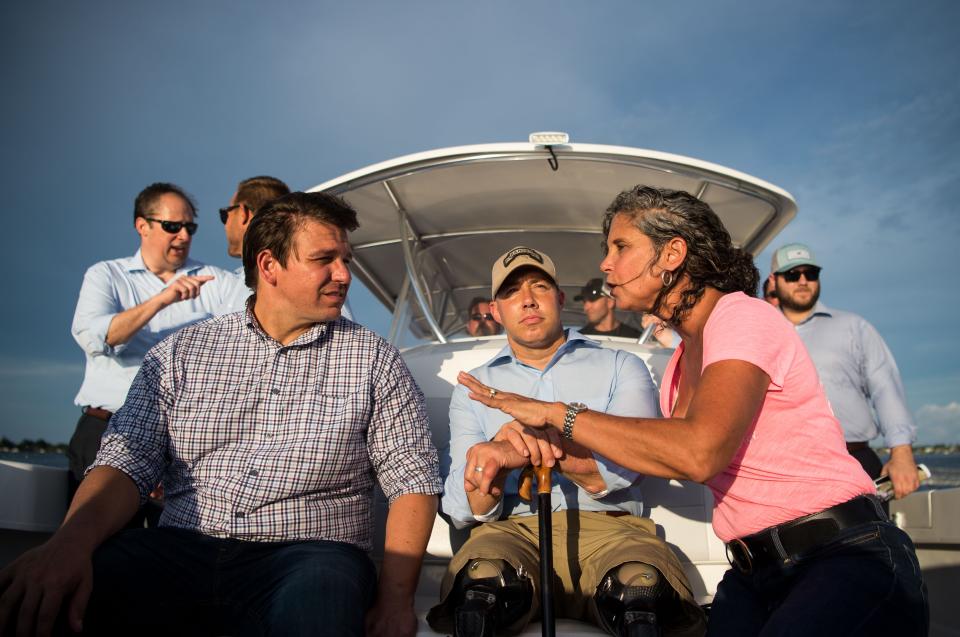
[535,465,552,495]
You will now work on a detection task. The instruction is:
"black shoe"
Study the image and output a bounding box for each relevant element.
[622,610,661,637]
[455,589,497,637]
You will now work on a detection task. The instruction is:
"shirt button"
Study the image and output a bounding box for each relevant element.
[235,511,245,519]
[271,388,281,395]
[248,469,259,477]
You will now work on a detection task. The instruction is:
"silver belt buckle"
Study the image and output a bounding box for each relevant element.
[725,538,754,575]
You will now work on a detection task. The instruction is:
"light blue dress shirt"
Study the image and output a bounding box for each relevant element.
[795,302,916,448]
[441,329,660,529]
[72,251,250,411]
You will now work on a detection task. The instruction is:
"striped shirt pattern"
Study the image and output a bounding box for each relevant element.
[93,309,441,550]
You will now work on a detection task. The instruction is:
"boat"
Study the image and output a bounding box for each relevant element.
[3,133,956,635]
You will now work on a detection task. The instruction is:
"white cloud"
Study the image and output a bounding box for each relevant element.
[914,402,960,446]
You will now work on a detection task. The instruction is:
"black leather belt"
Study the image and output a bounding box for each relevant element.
[726,496,886,574]
[846,441,870,453]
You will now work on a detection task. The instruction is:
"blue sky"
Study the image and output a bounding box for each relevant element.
[1,1,958,445]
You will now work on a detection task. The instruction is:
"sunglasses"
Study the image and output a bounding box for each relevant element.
[219,204,242,224]
[144,217,198,236]
[780,267,821,283]
[470,313,494,321]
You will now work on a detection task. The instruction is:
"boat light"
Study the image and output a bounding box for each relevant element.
[529,131,569,145]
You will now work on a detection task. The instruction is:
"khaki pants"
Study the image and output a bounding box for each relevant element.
[427,511,705,636]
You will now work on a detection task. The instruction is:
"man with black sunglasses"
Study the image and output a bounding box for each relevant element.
[219,176,356,320]
[465,296,502,336]
[770,243,920,500]
[220,175,290,272]
[67,182,248,502]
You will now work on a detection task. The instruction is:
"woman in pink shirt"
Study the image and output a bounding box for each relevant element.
[460,186,927,636]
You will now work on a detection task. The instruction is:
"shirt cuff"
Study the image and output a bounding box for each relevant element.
[586,488,611,499]
[472,499,503,522]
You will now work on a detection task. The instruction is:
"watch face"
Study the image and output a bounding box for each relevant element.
[570,402,588,412]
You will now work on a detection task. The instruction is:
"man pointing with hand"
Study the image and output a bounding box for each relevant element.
[68,182,248,497]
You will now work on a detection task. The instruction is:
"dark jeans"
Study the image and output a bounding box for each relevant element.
[84,527,377,636]
[849,446,889,514]
[849,446,883,480]
[66,412,108,489]
[708,521,928,636]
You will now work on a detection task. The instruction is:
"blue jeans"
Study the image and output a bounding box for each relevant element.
[708,521,928,636]
[84,527,377,636]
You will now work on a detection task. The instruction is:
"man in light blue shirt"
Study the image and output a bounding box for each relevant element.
[68,182,249,493]
[770,243,920,499]
[427,247,703,637]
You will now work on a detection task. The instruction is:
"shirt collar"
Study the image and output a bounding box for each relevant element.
[796,300,833,325]
[124,249,203,275]
[242,299,333,348]
[488,327,599,370]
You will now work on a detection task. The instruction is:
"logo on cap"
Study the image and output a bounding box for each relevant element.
[503,247,544,268]
[785,248,811,260]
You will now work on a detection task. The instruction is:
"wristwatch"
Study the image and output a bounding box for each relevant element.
[562,402,588,440]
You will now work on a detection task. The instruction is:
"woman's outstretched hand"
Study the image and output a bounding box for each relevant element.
[458,371,562,429]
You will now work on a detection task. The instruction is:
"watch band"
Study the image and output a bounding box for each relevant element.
[562,402,587,440]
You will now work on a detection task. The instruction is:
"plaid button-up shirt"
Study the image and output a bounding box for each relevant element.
[92,308,441,550]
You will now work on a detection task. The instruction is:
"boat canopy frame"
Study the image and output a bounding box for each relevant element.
[309,141,797,345]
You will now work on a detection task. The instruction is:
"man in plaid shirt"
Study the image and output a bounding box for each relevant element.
[0,192,441,637]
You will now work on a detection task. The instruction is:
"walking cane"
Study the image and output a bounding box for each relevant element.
[518,464,556,637]
[534,464,556,637]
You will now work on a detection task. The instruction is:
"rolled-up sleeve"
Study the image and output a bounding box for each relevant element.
[860,320,916,448]
[367,344,441,504]
[72,263,124,357]
[590,351,659,495]
[89,342,172,502]
[442,385,497,529]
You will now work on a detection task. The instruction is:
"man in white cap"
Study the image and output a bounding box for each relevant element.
[427,246,705,637]
[770,243,920,499]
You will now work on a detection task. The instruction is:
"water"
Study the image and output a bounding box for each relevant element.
[0,451,69,468]
[916,453,960,491]
[3,451,959,489]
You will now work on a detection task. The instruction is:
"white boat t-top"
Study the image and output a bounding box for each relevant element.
[309,132,797,344]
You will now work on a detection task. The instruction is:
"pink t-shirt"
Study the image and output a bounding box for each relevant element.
[660,292,875,542]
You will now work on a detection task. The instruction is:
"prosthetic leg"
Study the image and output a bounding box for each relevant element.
[453,558,532,637]
[594,562,671,637]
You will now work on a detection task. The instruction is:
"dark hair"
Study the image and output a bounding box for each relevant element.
[242,191,359,290]
[133,182,197,222]
[468,297,492,313]
[602,186,759,325]
[236,175,291,215]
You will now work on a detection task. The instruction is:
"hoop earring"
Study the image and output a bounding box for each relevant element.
[661,270,674,287]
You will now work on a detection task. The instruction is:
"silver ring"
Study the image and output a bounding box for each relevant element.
[489,389,497,398]
[474,467,484,473]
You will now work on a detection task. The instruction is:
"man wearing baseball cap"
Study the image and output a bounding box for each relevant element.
[576,278,643,339]
[769,243,920,499]
[428,246,705,637]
